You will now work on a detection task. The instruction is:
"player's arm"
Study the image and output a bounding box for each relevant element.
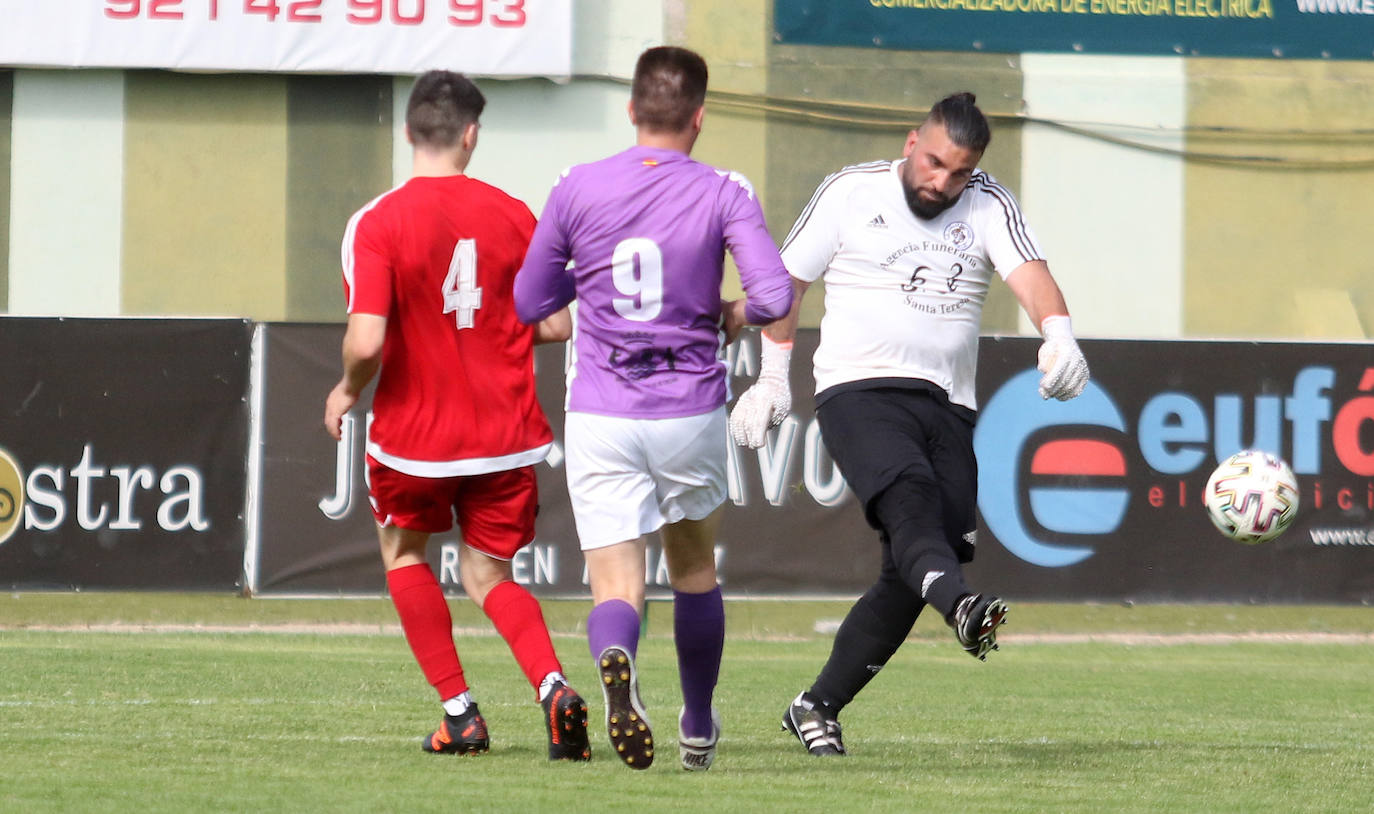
[329,208,391,440]
[720,206,797,345]
[534,306,572,344]
[726,276,808,448]
[1004,259,1067,327]
[722,177,794,326]
[760,277,809,345]
[514,179,576,325]
[1004,260,1089,401]
[325,313,386,441]
[728,167,843,448]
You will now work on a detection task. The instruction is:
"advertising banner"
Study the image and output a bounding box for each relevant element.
[775,0,1374,61]
[250,324,878,597]
[0,317,252,591]
[252,322,382,594]
[970,337,1374,603]
[0,0,572,77]
[251,325,1373,603]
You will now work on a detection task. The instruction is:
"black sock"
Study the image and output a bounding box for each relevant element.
[903,552,967,619]
[810,580,923,710]
[872,477,971,618]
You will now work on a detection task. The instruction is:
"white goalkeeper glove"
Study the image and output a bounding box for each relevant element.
[1037,315,1089,401]
[729,334,793,449]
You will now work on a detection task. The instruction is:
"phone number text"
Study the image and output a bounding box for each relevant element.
[104,0,528,27]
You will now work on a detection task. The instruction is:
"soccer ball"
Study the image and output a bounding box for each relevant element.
[1203,450,1300,544]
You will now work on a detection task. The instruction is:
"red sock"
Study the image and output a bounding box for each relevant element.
[483,581,562,697]
[387,563,467,701]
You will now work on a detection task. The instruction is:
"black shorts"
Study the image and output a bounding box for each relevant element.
[816,385,978,559]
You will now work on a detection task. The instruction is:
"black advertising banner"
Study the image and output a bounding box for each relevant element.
[720,332,878,595]
[11,319,1365,601]
[971,337,1374,603]
[252,326,1372,603]
[0,317,252,591]
[252,323,381,594]
[252,323,590,596]
[250,324,876,597]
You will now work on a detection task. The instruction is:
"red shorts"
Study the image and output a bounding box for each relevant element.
[366,456,539,560]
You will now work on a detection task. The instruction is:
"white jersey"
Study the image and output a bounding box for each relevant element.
[782,160,1043,411]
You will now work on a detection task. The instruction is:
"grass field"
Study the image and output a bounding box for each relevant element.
[3,594,1372,813]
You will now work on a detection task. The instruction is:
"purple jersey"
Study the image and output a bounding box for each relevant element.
[515,145,793,418]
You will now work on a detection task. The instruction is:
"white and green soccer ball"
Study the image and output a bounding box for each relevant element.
[1203,450,1300,544]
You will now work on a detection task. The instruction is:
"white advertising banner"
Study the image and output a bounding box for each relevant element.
[0,0,571,77]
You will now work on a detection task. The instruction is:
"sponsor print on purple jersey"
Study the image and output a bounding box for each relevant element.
[515,145,792,419]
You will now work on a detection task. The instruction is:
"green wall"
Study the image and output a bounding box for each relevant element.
[285,75,394,322]
[1184,58,1374,339]
[123,72,289,318]
[9,3,1374,339]
[120,72,394,321]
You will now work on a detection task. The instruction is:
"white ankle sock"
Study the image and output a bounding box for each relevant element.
[442,691,473,717]
[538,671,567,702]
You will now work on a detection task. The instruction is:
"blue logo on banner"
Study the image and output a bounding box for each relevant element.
[975,370,1128,567]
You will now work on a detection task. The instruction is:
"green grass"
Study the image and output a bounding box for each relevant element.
[2,595,1372,813]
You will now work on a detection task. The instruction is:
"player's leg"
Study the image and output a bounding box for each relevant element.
[454,467,569,695]
[774,390,935,756]
[459,546,564,694]
[649,407,729,770]
[585,539,654,768]
[818,389,996,652]
[368,458,487,754]
[460,546,591,761]
[872,473,969,617]
[808,536,925,708]
[565,411,659,769]
[660,507,725,770]
[454,466,590,760]
[871,395,1004,658]
[382,525,488,754]
[374,508,488,755]
[783,532,923,757]
[585,538,648,655]
[380,523,469,706]
[924,402,1008,660]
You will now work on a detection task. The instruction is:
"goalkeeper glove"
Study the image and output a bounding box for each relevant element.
[728,334,792,448]
[1037,315,1089,401]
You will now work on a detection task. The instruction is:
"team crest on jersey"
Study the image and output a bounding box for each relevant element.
[610,333,679,381]
[943,221,974,251]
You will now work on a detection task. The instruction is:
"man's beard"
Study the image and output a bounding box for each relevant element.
[902,181,957,220]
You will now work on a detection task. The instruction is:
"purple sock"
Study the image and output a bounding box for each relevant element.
[587,598,641,661]
[674,586,724,739]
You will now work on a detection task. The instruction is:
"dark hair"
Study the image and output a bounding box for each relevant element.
[630,46,708,133]
[925,92,991,153]
[406,70,485,149]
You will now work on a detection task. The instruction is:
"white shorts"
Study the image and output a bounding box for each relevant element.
[564,407,728,551]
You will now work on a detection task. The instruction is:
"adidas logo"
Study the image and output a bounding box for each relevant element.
[867,213,887,228]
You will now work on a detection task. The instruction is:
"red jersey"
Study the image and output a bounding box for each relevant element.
[341,175,552,476]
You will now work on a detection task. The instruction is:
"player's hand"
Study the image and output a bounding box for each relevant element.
[324,382,359,441]
[730,377,791,448]
[1037,316,1089,401]
[728,334,792,448]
